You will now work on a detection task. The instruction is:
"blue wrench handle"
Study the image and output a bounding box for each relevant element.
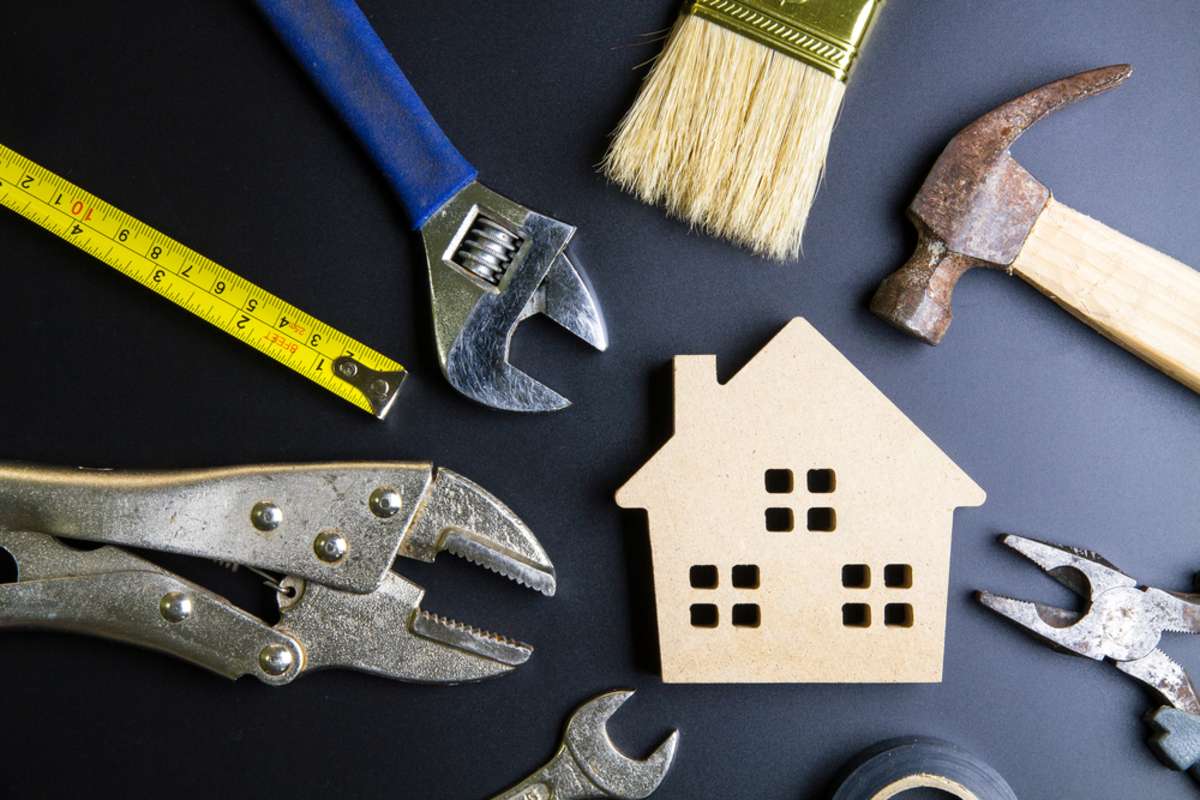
[256,0,478,229]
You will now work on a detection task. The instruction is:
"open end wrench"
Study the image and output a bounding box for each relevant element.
[491,690,679,800]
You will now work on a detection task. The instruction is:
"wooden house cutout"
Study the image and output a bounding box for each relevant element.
[616,319,985,683]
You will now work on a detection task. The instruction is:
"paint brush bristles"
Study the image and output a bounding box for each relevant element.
[602,14,847,261]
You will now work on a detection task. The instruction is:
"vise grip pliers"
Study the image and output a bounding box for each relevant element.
[979,534,1200,782]
[254,0,608,412]
[0,462,554,685]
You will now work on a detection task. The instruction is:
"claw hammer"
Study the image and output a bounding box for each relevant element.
[871,65,1200,394]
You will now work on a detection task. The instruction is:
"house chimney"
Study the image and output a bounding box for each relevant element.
[672,355,719,433]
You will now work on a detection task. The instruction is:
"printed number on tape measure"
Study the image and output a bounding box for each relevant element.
[0,144,405,418]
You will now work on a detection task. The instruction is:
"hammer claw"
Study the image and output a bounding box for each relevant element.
[962,65,1132,162]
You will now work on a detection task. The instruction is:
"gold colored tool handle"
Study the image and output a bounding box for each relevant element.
[0,143,405,417]
[1012,197,1200,393]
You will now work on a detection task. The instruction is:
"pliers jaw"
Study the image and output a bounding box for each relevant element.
[980,534,1200,759]
[402,467,556,596]
[421,181,608,413]
[277,574,530,684]
[0,462,556,685]
[976,534,1140,661]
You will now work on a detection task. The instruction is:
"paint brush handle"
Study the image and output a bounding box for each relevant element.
[1012,197,1200,393]
[255,0,478,229]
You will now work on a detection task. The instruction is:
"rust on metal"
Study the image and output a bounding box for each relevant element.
[870,64,1133,344]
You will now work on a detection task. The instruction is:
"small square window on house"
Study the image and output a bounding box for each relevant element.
[807,507,836,532]
[615,318,987,683]
[765,507,794,532]
[885,603,914,628]
[732,564,760,588]
[732,604,761,628]
[689,565,718,589]
[807,469,836,493]
[842,603,871,628]
[841,564,870,589]
[764,469,793,493]
[884,564,913,588]
[690,604,718,628]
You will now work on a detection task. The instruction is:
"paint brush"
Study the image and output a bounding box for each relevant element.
[602,0,885,261]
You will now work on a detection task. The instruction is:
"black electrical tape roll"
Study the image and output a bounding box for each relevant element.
[831,738,1018,800]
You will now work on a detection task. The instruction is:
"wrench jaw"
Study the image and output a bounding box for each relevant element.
[277,573,530,684]
[564,690,680,800]
[401,467,557,597]
[422,180,607,412]
[523,250,609,352]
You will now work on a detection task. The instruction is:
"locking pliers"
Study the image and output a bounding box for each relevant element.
[0,462,554,685]
[979,534,1200,781]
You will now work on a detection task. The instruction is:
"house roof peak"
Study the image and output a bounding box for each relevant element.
[618,318,986,509]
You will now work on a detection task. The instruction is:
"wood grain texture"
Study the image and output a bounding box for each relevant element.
[1013,197,1200,392]
[615,319,985,683]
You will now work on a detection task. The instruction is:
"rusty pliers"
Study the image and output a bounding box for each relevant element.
[979,534,1200,781]
[0,462,555,685]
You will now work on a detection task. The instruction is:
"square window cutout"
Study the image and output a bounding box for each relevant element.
[841,564,870,589]
[842,603,871,628]
[765,507,794,532]
[885,603,914,628]
[690,604,718,628]
[689,565,718,589]
[807,469,836,493]
[807,507,836,532]
[884,564,913,588]
[764,469,793,494]
[732,603,761,628]
[732,564,760,589]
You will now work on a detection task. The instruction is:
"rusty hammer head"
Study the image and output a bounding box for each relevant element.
[870,65,1133,343]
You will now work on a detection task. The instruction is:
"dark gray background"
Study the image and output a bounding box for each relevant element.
[1,2,1198,797]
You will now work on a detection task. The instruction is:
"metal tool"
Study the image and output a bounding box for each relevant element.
[0,144,406,418]
[979,534,1200,781]
[0,462,555,685]
[871,65,1200,394]
[255,0,608,412]
[489,690,678,800]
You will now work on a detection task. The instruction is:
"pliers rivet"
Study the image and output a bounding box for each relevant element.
[313,530,348,564]
[369,487,402,518]
[159,591,192,624]
[250,501,282,532]
[258,643,294,677]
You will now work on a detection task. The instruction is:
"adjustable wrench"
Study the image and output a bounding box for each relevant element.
[255,0,608,412]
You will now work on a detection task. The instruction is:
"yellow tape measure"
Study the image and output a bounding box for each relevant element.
[0,143,406,418]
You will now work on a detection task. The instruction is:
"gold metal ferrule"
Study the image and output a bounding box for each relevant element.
[685,0,885,82]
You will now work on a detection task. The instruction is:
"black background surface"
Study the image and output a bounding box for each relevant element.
[2,2,1199,798]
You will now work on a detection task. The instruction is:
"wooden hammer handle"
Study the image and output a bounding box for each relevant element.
[1012,197,1200,393]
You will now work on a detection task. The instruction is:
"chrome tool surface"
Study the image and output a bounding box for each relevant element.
[489,690,678,800]
[0,462,555,684]
[980,534,1200,781]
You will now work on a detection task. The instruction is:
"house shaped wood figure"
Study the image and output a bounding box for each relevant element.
[616,319,985,683]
